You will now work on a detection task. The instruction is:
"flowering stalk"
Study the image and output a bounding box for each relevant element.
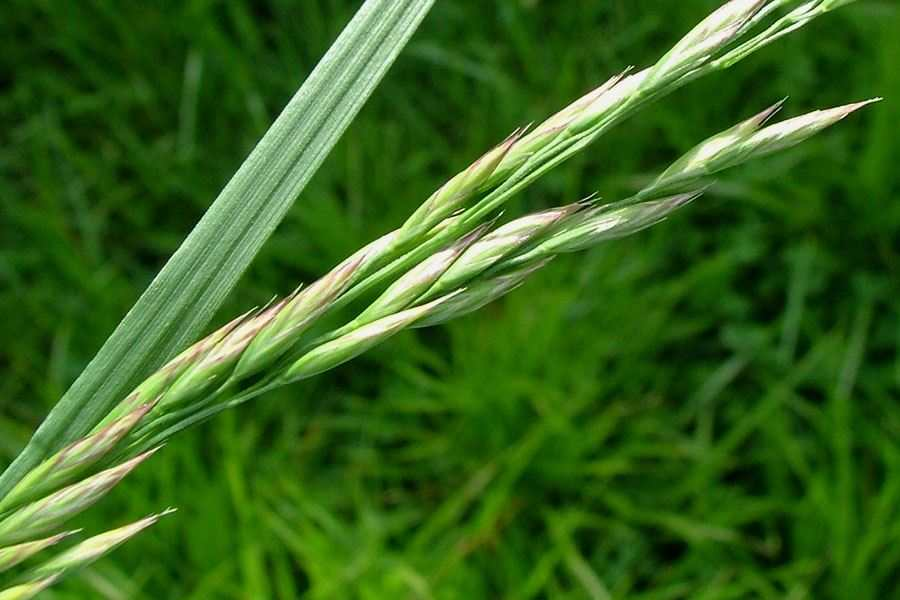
[0,98,873,548]
[27,510,175,581]
[0,404,155,514]
[0,1,770,513]
[121,98,875,457]
[0,3,874,593]
[0,511,173,599]
[7,2,857,511]
[0,449,157,546]
[0,577,58,600]
[0,532,77,574]
[642,98,882,197]
[308,0,861,327]
[505,99,878,267]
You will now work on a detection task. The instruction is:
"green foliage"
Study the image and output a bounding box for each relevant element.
[1,0,898,598]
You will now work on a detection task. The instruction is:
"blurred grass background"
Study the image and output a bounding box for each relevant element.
[1,0,899,598]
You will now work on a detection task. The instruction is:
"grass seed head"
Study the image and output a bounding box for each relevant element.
[650,0,768,84]
[0,577,59,600]
[0,403,155,514]
[282,293,462,383]
[414,260,553,328]
[29,509,175,580]
[739,98,881,156]
[401,132,522,239]
[0,531,77,573]
[425,203,584,297]
[0,449,158,546]
[512,70,632,159]
[355,226,489,325]
[556,192,703,253]
[99,312,249,426]
[651,99,878,193]
[232,250,370,380]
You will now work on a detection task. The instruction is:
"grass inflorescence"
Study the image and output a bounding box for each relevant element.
[1,0,893,596]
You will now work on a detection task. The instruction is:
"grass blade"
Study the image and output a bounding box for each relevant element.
[0,0,435,498]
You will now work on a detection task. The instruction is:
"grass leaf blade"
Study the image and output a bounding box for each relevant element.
[0,0,434,498]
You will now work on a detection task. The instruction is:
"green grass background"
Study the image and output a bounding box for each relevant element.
[2,0,899,598]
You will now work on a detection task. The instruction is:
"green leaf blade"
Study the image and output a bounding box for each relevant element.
[0,0,435,498]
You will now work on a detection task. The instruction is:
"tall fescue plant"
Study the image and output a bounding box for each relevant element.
[0,0,878,594]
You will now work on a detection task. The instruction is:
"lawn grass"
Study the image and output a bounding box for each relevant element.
[2,0,899,597]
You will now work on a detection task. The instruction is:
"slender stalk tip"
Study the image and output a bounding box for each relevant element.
[838,97,883,115]
[26,508,178,583]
